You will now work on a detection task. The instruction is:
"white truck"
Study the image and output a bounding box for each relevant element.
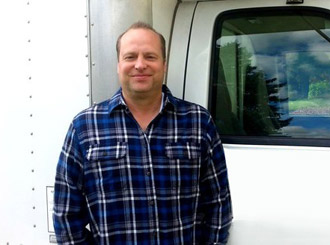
[1,0,330,244]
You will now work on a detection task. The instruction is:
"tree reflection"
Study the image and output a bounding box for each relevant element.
[216,42,292,136]
[244,65,292,135]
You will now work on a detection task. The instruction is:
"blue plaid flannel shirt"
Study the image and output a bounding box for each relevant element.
[53,85,232,244]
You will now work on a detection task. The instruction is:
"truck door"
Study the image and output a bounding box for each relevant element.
[167,1,330,244]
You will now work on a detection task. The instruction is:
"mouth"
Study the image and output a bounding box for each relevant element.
[130,74,152,80]
[130,73,151,77]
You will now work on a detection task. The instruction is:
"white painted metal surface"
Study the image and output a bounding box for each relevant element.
[225,144,330,245]
[167,0,330,244]
[0,0,89,244]
[166,2,197,99]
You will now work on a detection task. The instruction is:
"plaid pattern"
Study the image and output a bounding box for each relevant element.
[53,85,232,245]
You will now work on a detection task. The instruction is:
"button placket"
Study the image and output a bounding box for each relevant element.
[142,132,159,242]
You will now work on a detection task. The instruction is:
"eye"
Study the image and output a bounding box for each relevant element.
[146,55,157,60]
[124,55,134,60]
[123,53,136,61]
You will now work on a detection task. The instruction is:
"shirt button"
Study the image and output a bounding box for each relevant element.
[149,200,154,206]
[146,170,151,176]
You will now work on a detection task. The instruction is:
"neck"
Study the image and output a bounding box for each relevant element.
[123,91,163,131]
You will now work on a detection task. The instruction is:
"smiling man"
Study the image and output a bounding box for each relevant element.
[116,24,166,131]
[53,22,232,245]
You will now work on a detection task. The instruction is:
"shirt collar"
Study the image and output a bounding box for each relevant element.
[107,85,178,115]
[162,85,178,111]
[107,89,125,114]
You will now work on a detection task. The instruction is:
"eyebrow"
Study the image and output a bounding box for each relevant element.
[121,51,160,58]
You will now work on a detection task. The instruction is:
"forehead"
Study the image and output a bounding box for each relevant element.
[120,28,162,53]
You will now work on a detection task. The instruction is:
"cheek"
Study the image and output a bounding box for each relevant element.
[118,61,132,72]
[155,65,166,77]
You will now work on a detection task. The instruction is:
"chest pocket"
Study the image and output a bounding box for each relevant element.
[86,142,127,161]
[85,142,128,196]
[165,142,201,193]
[164,142,201,219]
[165,142,201,160]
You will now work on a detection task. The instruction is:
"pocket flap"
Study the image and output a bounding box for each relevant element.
[86,142,127,161]
[165,142,201,160]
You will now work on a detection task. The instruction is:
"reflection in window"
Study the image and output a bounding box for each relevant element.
[211,9,330,141]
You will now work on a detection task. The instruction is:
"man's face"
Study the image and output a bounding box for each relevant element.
[117,28,166,98]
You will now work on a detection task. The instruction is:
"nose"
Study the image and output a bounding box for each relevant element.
[134,56,147,70]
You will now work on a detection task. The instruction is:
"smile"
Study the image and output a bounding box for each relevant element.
[130,74,152,77]
[130,74,152,80]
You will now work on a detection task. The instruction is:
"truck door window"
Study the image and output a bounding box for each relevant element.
[210,9,330,146]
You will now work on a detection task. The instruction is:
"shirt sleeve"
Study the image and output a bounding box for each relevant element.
[197,116,233,244]
[53,123,93,244]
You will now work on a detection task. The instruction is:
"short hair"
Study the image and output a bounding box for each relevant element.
[116,21,166,61]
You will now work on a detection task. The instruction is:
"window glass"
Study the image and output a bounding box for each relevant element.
[211,9,330,142]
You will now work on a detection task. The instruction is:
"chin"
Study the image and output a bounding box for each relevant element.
[131,84,153,92]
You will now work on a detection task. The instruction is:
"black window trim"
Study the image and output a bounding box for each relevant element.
[209,6,330,147]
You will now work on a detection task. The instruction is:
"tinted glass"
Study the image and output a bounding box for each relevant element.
[211,9,330,142]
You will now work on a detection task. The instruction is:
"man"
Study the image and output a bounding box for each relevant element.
[53,22,232,244]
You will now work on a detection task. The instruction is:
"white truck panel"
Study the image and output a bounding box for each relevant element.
[166,2,197,99]
[0,0,89,244]
[226,144,330,245]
